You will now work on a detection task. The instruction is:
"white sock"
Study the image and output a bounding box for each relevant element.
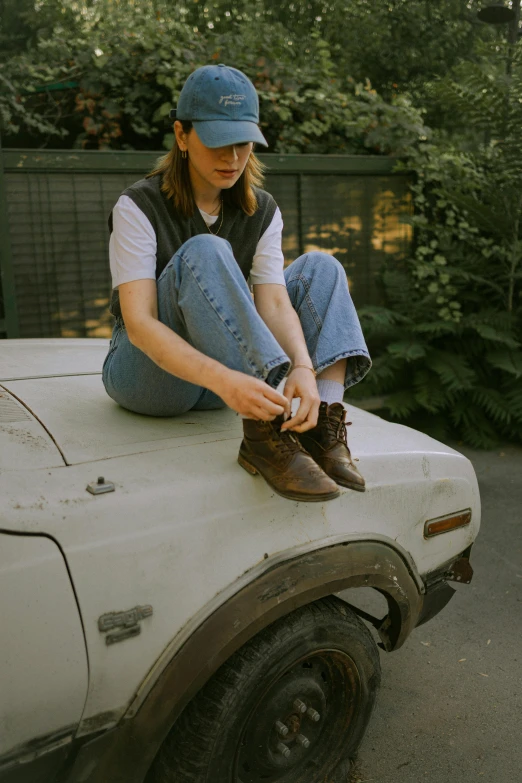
[316,379,344,406]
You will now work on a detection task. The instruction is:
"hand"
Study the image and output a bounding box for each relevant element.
[280,367,320,433]
[217,370,291,421]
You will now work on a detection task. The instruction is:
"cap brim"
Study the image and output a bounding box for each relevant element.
[193,120,268,148]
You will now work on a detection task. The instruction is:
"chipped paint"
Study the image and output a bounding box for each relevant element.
[0,725,74,767]
[78,709,123,736]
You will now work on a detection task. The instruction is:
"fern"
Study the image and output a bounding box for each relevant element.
[355,39,522,448]
[468,322,520,348]
[471,387,513,426]
[427,350,477,392]
[381,390,419,419]
[412,369,450,413]
[413,321,460,337]
[387,340,427,361]
[503,385,522,423]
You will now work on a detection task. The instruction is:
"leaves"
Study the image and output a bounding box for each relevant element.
[485,351,522,379]
[382,390,419,419]
[387,340,427,362]
[427,350,476,392]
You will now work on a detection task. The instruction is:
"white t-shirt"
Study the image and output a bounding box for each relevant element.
[109,195,286,289]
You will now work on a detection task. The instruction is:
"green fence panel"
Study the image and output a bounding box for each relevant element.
[1,150,412,339]
[0,141,20,338]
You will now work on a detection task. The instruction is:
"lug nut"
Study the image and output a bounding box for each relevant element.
[275,720,289,737]
[306,707,321,722]
[296,733,311,748]
[293,699,307,714]
[277,742,291,758]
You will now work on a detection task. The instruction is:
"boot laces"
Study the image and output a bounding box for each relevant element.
[323,410,351,443]
[274,426,303,454]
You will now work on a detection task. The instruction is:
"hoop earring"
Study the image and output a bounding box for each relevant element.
[181,150,188,159]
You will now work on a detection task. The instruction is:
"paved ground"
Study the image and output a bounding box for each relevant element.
[354,444,522,783]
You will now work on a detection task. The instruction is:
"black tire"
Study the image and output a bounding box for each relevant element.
[150,596,381,783]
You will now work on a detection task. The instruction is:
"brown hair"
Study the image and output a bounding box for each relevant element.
[147,121,266,218]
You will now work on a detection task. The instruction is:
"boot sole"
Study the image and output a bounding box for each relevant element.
[333,477,366,492]
[237,454,340,502]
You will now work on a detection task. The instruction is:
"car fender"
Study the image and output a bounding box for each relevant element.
[69,539,421,783]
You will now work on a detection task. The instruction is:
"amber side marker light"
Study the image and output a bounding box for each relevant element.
[424,509,472,538]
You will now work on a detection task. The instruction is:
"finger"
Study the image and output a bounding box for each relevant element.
[282,382,295,415]
[250,406,277,421]
[257,399,286,417]
[281,400,310,431]
[263,384,290,410]
[283,378,295,397]
[291,409,319,433]
[300,399,320,431]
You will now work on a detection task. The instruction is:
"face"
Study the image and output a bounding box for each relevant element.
[175,121,253,194]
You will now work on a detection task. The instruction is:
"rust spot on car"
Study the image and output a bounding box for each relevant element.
[0,724,75,767]
[258,576,300,602]
[80,710,122,734]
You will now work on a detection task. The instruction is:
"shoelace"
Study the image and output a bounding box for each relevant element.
[274,427,303,454]
[322,411,351,443]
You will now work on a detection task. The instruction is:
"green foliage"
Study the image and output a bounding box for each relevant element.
[0,1,209,148]
[183,0,493,99]
[213,25,429,154]
[352,41,522,448]
[0,0,428,151]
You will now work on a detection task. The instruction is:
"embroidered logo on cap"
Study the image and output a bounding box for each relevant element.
[219,93,246,107]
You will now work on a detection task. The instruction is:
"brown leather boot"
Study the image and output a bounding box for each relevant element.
[238,416,340,502]
[298,402,366,492]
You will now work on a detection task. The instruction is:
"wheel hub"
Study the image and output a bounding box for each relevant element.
[235,651,359,783]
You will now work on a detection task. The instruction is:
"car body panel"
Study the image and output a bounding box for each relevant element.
[0,533,88,763]
[69,540,423,783]
[0,339,109,382]
[0,388,64,471]
[0,420,480,734]
[1,375,243,465]
[0,340,481,752]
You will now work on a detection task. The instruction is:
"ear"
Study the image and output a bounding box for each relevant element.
[174,120,188,151]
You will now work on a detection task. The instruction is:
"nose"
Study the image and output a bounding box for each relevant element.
[221,145,239,162]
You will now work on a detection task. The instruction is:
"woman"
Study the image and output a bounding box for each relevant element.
[103,63,371,502]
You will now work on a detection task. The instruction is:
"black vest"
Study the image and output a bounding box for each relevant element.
[109,174,277,318]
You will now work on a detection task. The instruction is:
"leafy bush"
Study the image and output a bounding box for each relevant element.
[352,43,522,447]
[0,1,208,148]
[0,0,428,152]
[207,25,429,155]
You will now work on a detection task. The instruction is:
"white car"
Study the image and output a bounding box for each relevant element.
[0,339,480,783]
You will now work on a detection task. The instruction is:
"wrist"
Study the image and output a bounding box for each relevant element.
[291,363,317,377]
[289,351,312,365]
[202,360,234,396]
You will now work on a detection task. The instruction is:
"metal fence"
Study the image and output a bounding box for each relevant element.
[0,149,412,339]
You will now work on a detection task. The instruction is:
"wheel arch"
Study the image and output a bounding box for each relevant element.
[69,540,422,783]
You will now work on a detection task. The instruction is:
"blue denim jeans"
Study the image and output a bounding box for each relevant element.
[102,234,371,416]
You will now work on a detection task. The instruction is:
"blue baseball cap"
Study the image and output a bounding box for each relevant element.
[170,64,268,148]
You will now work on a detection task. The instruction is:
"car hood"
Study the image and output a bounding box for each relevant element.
[0,339,465,471]
[0,341,480,585]
[0,338,109,382]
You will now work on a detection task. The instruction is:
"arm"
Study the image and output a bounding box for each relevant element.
[253,283,320,432]
[119,279,289,420]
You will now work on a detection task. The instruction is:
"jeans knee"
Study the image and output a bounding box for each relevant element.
[164,234,234,280]
[291,251,345,283]
[179,233,231,257]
